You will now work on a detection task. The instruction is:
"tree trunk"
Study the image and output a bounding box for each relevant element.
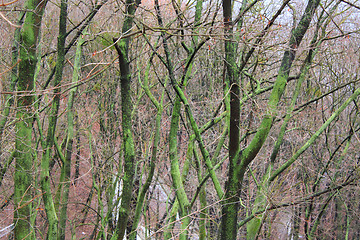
[13,0,48,238]
[220,0,321,239]
[113,0,140,238]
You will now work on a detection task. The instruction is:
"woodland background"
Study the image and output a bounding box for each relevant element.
[0,0,360,239]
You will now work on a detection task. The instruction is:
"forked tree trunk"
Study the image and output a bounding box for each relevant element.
[220,0,321,239]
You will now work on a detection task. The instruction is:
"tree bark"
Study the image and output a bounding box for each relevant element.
[220,0,321,239]
[113,0,140,238]
[13,0,48,238]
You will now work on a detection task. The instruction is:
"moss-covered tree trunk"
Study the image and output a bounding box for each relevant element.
[57,24,83,240]
[246,3,333,237]
[13,0,48,238]
[39,0,68,237]
[219,0,240,237]
[113,0,140,238]
[220,0,320,239]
